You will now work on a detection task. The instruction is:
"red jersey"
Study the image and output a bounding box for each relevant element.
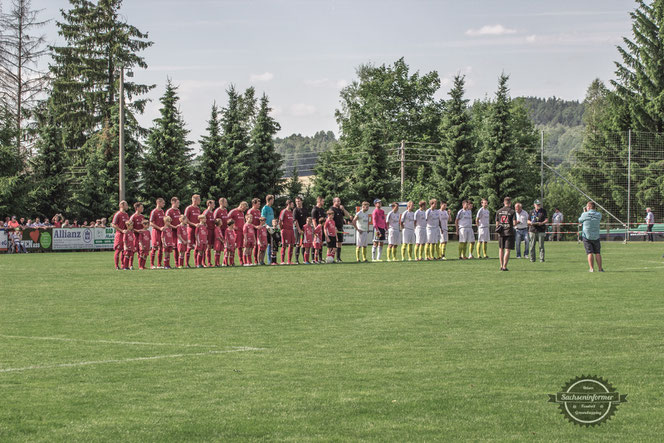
[213,207,228,229]
[204,208,216,230]
[53,220,62,228]
[302,224,314,244]
[257,225,268,247]
[196,225,208,246]
[279,208,294,231]
[313,224,323,246]
[162,227,175,248]
[324,219,337,237]
[139,229,151,250]
[130,212,144,227]
[112,211,129,231]
[228,208,245,230]
[150,208,165,228]
[248,208,261,226]
[166,207,181,227]
[123,231,136,252]
[214,226,224,246]
[225,229,236,250]
[243,223,256,245]
[176,224,188,245]
[184,205,201,225]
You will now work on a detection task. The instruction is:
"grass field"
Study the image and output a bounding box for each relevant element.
[1,241,663,441]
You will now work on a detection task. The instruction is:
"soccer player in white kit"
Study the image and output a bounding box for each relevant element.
[386,202,401,261]
[352,201,370,262]
[439,201,451,260]
[475,198,490,258]
[400,201,415,261]
[425,199,441,260]
[414,200,427,261]
[455,200,474,259]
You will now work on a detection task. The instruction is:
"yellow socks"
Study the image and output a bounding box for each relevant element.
[356,247,361,262]
[362,247,367,261]
[408,244,414,260]
[441,243,447,258]
[483,242,487,258]
[459,242,466,258]
[476,242,481,257]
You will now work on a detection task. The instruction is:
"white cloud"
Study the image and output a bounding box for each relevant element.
[305,78,349,89]
[249,72,274,82]
[290,103,317,117]
[465,24,517,37]
[526,34,537,43]
[336,79,349,89]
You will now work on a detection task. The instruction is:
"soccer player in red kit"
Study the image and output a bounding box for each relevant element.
[301,216,314,264]
[184,194,202,267]
[324,210,338,261]
[138,220,151,269]
[130,202,145,247]
[228,201,248,264]
[195,214,208,268]
[203,199,216,267]
[257,217,268,265]
[213,218,224,267]
[224,219,236,266]
[313,218,324,263]
[214,197,229,253]
[243,213,256,266]
[111,200,130,269]
[279,199,296,265]
[123,220,136,270]
[165,197,182,265]
[248,198,262,263]
[150,197,166,268]
[162,216,176,269]
[176,215,188,268]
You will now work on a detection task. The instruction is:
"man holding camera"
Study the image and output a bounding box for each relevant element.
[528,199,548,263]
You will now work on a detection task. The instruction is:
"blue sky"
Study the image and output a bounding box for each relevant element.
[33,0,635,148]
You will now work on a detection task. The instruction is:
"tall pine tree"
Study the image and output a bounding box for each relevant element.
[352,123,394,201]
[142,81,192,202]
[217,85,250,204]
[246,94,282,199]
[435,75,475,208]
[197,103,224,200]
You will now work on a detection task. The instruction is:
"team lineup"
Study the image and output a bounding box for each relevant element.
[109,193,565,271]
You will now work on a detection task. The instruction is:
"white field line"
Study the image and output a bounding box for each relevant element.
[0,347,265,374]
[0,334,220,348]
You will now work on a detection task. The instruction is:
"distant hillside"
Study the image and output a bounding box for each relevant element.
[275,130,337,176]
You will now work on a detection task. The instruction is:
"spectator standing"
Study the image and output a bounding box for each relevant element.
[261,195,275,264]
[645,208,655,242]
[578,201,603,272]
[495,197,516,271]
[514,203,529,258]
[528,199,548,263]
[330,197,351,262]
[552,208,564,241]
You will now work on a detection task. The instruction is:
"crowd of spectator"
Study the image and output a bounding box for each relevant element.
[2,214,108,230]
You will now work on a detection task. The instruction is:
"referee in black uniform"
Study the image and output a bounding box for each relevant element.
[293,196,308,264]
[330,197,351,262]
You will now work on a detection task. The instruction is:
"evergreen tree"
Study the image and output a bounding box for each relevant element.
[218,85,249,203]
[435,75,476,205]
[352,123,394,201]
[49,0,153,150]
[284,164,302,199]
[0,103,27,213]
[246,94,283,199]
[142,81,192,202]
[197,103,224,200]
[312,143,350,205]
[477,74,523,209]
[28,100,71,217]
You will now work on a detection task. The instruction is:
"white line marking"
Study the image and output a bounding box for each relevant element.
[0,348,265,373]
[0,334,220,348]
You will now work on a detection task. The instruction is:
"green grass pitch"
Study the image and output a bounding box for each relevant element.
[1,241,663,441]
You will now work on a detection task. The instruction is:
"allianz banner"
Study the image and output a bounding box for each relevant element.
[52,227,115,250]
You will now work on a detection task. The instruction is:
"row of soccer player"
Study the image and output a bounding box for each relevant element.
[109,194,493,269]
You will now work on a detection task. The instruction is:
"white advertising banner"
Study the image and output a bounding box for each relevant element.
[51,227,115,250]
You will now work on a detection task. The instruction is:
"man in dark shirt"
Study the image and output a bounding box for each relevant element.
[293,196,308,264]
[330,197,351,262]
[495,196,517,271]
[528,199,548,263]
[311,196,327,228]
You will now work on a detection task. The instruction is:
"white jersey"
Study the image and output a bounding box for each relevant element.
[400,211,415,230]
[355,210,369,232]
[456,209,473,228]
[476,207,490,228]
[414,209,426,228]
[425,208,440,229]
[386,211,400,230]
[440,210,449,230]
[645,212,654,224]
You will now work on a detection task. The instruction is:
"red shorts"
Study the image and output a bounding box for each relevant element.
[207,229,215,246]
[214,240,224,251]
[151,229,162,248]
[187,225,196,247]
[178,243,187,254]
[258,244,267,251]
[235,231,244,249]
[163,246,173,254]
[114,232,123,250]
[244,240,255,250]
[139,245,150,256]
[302,242,313,248]
[282,229,295,245]
[314,242,322,250]
[196,243,207,252]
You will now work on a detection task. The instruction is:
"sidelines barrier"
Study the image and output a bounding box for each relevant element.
[1,227,116,252]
